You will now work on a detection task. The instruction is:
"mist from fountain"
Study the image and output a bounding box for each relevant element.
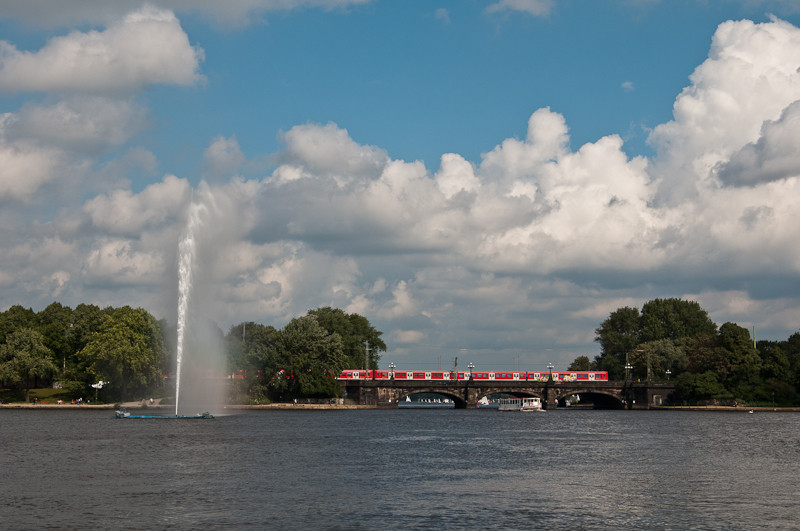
[174,184,228,416]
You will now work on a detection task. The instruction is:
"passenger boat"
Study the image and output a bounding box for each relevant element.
[114,407,213,419]
[497,397,543,412]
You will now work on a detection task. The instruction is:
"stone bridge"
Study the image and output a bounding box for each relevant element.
[342,379,676,410]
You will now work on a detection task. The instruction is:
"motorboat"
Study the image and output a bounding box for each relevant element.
[114,407,213,419]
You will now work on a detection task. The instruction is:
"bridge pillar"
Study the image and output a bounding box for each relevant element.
[544,386,558,410]
[463,386,479,409]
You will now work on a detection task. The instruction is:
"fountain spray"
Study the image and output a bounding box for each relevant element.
[175,197,206,416]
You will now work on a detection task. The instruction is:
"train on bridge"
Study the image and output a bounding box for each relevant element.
[338,370,608,382]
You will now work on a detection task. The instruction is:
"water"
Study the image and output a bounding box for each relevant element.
[2,409,799,530]
[175,199,204,416]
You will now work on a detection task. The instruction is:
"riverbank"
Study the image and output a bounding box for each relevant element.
[653,405,800,412]
[0,402,377,410]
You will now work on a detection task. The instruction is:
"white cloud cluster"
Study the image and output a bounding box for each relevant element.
[0,6,204,93]
[0,6,198,203]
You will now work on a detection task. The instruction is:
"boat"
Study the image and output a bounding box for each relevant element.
[114,407,213,419]
[497,397,543,412]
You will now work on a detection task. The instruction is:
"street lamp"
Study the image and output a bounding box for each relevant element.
[665,369,671,381]
[389,362,396,380]
[625,363,633,381]
[468,362,474,380]
[547,363,554,381]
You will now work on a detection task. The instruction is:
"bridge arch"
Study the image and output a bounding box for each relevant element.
[395,389,468,409]
[552,389,624,409]
[475,388,543,402]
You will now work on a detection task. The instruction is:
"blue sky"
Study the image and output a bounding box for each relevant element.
[2,0,800,370]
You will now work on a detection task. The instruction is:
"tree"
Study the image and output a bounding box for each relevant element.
[263,315,346,399]
[675,371,729,402]
[629,339,687,380]
[79,306,166,402]
[640,298,717,343]
[757,342,791,383]
[594,306,640,380]
[686,333,730,380]
[36,302,73,374]
[225,322,277,376]
[0,328,57,402]
[0,305,36,345]
[307,307,385,369]
[567,355,592,371]
[717,322,761,389]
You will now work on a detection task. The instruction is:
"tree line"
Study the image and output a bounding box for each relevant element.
[572,298,800,406]
[0,302,385,403]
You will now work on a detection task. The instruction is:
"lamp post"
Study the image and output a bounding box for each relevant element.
[625,363,633,381]
[665,369,671,381]
[468,362,474,381]
[547,363,554,381]
[389,362,395,380]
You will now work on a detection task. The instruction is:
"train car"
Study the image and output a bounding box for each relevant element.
[552,371,608,382]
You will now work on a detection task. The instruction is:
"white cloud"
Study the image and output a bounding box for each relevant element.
[204,135,245,179]
[11,97,147,152]
[275,122,389,185]
[0,138,65,202]
[83,174,191,236]
[621,81,635,92]
[648,17,800,203]
[0,6,204,93]
[716,100,800,186]
[435,153,479,199]
[81,238,166,286]
[485,0,554,17]
[393,329,426,343]
[434,8,450,24]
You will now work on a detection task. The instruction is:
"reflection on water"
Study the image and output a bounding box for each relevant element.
[1,409,799,530]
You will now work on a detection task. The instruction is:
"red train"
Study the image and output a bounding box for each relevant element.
[338,370,608,382]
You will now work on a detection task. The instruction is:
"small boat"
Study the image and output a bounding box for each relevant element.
[498,397,543,412]
[114,407,213,419]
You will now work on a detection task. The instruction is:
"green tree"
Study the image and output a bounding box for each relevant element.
[629,339,687,380]
[686,333,730,380]
[0,305,36,345]
[79,306,166,402]
[757,342,791,383]
[717,322,761,389]
[594,306,640,380]
[0,328,58,402]
[640,298,717,343]
[675,371,729,402]
[263,315,346,399]
[225,322,277,376]
[567,355,592,371]
[307,307,385,369]
[36,302,73,375]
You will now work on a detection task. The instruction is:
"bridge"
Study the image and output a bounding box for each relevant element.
[341,378,676,410]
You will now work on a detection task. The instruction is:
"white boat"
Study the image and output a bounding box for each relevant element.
[497,397,543,412]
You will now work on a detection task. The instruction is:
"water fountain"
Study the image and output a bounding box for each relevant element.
[116,186,223,419]
[175,199,205,416]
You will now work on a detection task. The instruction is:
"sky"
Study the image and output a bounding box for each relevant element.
[3,0,800,372]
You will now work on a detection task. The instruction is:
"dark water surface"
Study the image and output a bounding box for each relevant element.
[1,409,798,530]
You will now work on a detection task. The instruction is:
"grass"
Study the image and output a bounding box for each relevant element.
[0,387,82,403]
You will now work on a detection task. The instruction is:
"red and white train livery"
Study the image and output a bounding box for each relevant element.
[338,370,608,382]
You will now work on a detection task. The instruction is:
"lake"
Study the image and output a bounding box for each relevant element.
[1,408,798,530]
